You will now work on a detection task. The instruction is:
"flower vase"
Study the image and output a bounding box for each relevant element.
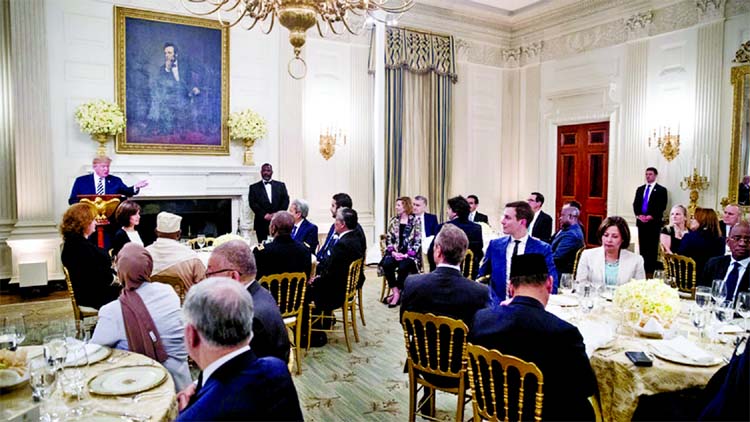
[242,138,256,166]
[92,133,111,157]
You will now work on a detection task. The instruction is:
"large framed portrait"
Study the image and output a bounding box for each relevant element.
[114,7,229,155]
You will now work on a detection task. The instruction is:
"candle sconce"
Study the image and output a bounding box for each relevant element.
[648,126,680,162]
[680,167,709,216]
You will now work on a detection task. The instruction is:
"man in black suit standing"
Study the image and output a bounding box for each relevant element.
[467,195,489,224]
[470,254,597,421]
[704,221,750,304]
[427,196,483,278]
[527,192,553,244]
[248,163,290,242]
[632,167,668,275]
[413,195,439,237]
[253,211,312,280]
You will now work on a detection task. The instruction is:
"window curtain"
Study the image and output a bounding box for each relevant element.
[371,27,457,222]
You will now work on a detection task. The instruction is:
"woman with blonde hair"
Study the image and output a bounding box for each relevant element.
[60,203,119,309]
[660,204,688,254]
[677,207,725,286]
[379,196,422,307]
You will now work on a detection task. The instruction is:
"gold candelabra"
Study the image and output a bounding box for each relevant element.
[680,168,709,216]
[319,127,347,160]
[648,126,680,162]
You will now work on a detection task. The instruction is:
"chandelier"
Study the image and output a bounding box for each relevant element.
[182,0,414,79]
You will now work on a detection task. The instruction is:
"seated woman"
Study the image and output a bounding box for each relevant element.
[60,203,120,309]
[661,204,688,254]
[111,200,143,258]
[380,197,422,307]
[678,207,725,287]
[576,216,645,286]
[91,243,192,391]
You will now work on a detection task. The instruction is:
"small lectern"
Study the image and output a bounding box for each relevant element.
[76,194,122,248]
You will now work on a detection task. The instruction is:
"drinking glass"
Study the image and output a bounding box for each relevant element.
[653,269,665,280]
[11,315,26,346]
[559,273,574,295]
[196,234,206,249]
[62,341,89,417]
[714,300,734,324]
[691,306,708,341]
[0,322,16,351]
[577,281,595,314]
[28,355,58,422]
[735,292,750,331]
[695,286,712,310]
[711,279,728,306]
[44,334,67,374]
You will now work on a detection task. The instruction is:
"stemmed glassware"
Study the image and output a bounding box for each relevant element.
[695,286,712,310]
[711,279,727,306]
[559,274,573,295]
[28,355,58,422]
[576,281,595,314]
[62,340,90,417]
[736,292,750,331]
[196,234,206,249]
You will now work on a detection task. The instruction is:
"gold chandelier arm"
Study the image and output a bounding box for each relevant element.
[180,0,229,16]
[260,12,276,35]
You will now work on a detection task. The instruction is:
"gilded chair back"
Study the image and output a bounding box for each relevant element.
[346,258,364,303]
[63,266,82,321]
[463,249,475,279]
[259,272,307,319]
[572,247,585,278]
[664,253,697,297]
[151,273,187,303]
[401,311,469,380]
[466,344,544,422]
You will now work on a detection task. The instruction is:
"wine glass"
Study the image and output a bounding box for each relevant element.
[714,300,734,324]
[62,341,89,417]
[28,355,58,422]
[11,315,26,347]
[0,320,17,351]
[196,234,206,249]
[711,279,728,306]
[695,286,712,310]
[735,291,750,331]
[559,274,573,295]
[44,334,67,376]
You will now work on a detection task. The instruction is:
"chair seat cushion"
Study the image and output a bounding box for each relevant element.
[79,306,99,317]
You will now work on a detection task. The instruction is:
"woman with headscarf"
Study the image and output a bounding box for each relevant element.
[91,243,192,391]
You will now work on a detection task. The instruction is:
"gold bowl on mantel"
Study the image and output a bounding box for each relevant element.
[242,138,257,166]
[92,133,112,157]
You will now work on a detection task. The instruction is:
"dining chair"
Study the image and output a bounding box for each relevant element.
[63,266,99,322]
[664,253,697,298]
[462,249,475,280]
[379,234,391,302]
[572,247,585,278]
[186,237,215,249]
[466,343,544,422]
[259,272,307,375]
[401,311,471,422]
[150,273,187,303]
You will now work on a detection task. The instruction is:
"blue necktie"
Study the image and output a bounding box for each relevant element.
[726,262,740,303]
[291,225,298,239]
[641,185,651,214]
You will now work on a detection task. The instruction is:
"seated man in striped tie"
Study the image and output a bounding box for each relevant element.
[68,155,148,205]
[704,221,750,305]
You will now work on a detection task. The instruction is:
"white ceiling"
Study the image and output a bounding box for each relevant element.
[416,0,553,17]
[467,0,546,13]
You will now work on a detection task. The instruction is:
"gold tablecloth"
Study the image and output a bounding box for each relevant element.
[550,299,734,422]
[1,346,178,421]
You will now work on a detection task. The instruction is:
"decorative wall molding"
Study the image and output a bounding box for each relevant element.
[696,0,725,22]
[735,40,750,63]
[625,10,653,41]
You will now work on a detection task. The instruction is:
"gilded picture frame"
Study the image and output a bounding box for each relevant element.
[114,7,229,155]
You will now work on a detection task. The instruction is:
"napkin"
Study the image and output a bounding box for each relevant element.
[716,324,744,334]
[637,317,665,338]
[64,342,102,365]
[657,336,716,364]
[578,321,615,357]
[548,294,578,307]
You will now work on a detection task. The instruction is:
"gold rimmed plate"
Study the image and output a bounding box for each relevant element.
[88,365,167,396]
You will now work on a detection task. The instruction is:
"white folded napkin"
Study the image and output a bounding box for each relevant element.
[638,317,665,337]
[578,321,615,357]
[657,336,716,364]
[64,341,102,365]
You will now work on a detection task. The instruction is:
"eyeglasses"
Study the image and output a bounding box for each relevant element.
[730,236,750,243]
[205,268,236,277]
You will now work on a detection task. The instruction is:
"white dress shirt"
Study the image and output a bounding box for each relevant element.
[94,174,105,194]
[469,211,476,222]
[505,234,529,283]
[724,256,750,300]
[264,180,273,203]
[528,210,541,236]
[202,345,251,385]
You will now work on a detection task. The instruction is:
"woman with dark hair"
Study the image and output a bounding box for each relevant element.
[111,200,142,257]
[380,196,422,307]
[60,203,120,309]
[91,243,191,391]
[678,207,725,286]
[575,216,645,285]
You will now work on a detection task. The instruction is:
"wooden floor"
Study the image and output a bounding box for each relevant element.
[0,289,69,306]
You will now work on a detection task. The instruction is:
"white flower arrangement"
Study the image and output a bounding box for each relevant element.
[212,233,245,248]
[74,100,126,136]
[227,108,268,140]
[613,279,681,325]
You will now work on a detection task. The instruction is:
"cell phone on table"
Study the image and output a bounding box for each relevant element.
[625,351,653,367]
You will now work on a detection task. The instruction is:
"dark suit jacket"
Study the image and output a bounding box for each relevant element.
[68,174,137,205]
[177,350,303,421]
[478,236,558,305]
[632,183,668,225]
[311,230,364,310]
[703,255,750,303]
[111,229,131,258]
[551,224,585,274]
[473,212,489,224]
[254,234,312,281]
[248,180,290,233]
[60,234,119,309]
[719,222,732,238]
[531,210,553,244]
[293,218,319,253]
[470,296,597,421]
[427,218,484,279]
[699,338,749,421]
[423,213,439,237]
[247,282,290,363]
[400,266,489,328]
[677,230,726,287]
[739,183,750,206]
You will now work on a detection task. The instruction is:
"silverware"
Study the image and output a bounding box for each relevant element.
[117,390,169,403]
[96,409,151,421]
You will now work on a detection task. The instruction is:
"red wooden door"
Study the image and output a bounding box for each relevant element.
[555,122,609,247]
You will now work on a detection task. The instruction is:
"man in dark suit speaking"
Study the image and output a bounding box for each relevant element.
[632,167,668,275]
[248,163,290,242]
[68,156,148,204]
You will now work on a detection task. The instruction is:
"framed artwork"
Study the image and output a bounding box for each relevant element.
[114,7,229,155]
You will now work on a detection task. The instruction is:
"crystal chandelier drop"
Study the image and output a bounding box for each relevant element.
[182,0,414,78]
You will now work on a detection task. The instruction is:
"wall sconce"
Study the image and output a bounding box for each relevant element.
[648,125,680,162]
[319,127,347,160]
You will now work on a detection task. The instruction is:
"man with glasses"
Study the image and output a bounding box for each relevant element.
[206,240,289,362]
[704,221,750,304]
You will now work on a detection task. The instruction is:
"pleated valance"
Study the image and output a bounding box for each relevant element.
[370,27,458,83]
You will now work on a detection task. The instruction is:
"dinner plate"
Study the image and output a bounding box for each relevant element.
[88,365,167,396]
[0,369,28,393]
[649,343,723,367]
[548,295,578,307]
[64,344,111,367]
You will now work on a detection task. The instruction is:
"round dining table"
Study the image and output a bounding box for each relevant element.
[547,296,738,422]
[1,346,178,422]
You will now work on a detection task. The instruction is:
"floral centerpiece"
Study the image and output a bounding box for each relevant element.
[74,100,126,156]
[613,279,681,326]
[227,108,268,166]
[212,233,245,248]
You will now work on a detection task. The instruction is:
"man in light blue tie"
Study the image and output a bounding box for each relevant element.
[632,167,668,276]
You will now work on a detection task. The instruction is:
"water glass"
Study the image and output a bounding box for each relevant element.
[28,355,58,421]
[736,292,750,331]
[62,341,89,417]
[691,306,708,341]
[695,286,712,309]
[559,273,573,295]
[653,269,665,280]
[196,234,206,249]
[714,300,734,324]
[576,281,595,314]
[44,335,67,373]
[711,279,728,305]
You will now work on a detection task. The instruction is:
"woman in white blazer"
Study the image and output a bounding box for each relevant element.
[576,216,646,286]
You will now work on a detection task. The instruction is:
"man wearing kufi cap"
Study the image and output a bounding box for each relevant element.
[146,212,206,289]
[68,155,149,205]
[470,254,597,421]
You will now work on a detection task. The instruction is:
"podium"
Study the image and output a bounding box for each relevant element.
[76,194,123,248]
